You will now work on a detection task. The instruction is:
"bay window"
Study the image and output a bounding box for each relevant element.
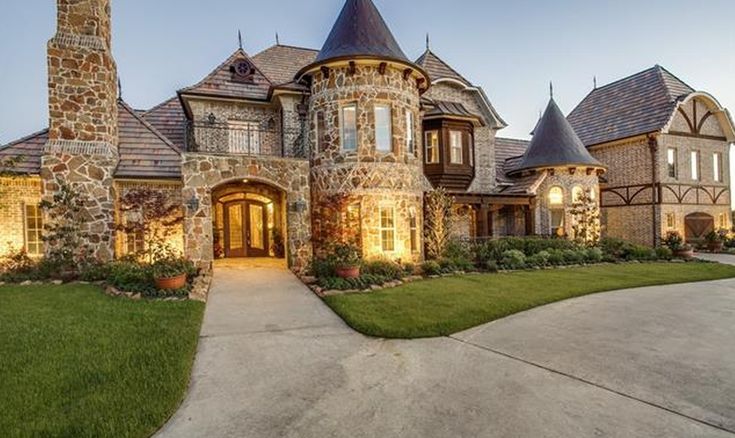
[449,131,463,164]
[425,131,439,164]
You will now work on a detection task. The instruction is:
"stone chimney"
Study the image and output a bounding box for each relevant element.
[42,0,119,261]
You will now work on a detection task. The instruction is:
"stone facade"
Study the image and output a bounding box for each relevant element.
[181,153,312,271]
[307,63,427,261]
[43,0,119,261]
[0,177,43,256]
[535,168,601,238]
[422,82,497,194]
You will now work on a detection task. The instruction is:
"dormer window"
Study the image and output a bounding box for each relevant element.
[341,103,357,151]
[375,104,392,152]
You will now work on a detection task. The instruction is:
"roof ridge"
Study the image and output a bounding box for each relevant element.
[654,64,694,99]
[143,96,178,115]
[117,99,181,156]
[589,65,660,94]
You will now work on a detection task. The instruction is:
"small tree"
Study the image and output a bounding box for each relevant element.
[424,188,455,259]
[117,188,184,262]
[40,181,92,271]
[570,189,601,245]
[312,193,361,258]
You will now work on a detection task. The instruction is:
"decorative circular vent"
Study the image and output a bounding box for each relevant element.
[232,60,253,78]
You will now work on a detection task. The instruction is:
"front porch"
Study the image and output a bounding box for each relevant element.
[452,193,537,239]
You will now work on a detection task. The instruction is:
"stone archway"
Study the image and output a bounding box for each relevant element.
[685,212,714,243]
[181,154,312,272]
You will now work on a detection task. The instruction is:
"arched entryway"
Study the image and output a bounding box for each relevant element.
[685,212,714,243]
[212,180,286,259]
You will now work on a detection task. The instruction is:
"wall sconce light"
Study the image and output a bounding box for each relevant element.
[290,199,307,213]
[187,196,200,212]
[207,113,217,124]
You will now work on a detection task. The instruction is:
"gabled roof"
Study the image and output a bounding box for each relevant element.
[141,97,186,150]
[415,50,471,87]
[514,98,604,173]
[251,44,318,89]
[314,0,409,65]
[116,101,181,179]
[0,101,182,179]
[568,65,695,146]
[178,49,273,101]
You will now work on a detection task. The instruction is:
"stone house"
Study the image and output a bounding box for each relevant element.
[0,0,732,272]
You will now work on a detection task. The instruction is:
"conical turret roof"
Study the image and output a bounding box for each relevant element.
[513,98,604,173]
[314,0,409,64]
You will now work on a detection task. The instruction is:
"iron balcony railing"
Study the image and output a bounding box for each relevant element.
[186,121,307,158]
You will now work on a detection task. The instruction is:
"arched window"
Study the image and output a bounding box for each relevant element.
[572,186,584,203]
[548,186,564,206]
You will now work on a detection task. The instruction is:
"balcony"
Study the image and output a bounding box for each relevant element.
[186,121,307,159]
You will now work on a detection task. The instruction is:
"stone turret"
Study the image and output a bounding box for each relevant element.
[299,0,430,261]
[42,0,119,260]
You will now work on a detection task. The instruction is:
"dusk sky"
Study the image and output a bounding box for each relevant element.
[1,0,733,145]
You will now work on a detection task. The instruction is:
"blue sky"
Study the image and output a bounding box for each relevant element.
[0,0,734,144]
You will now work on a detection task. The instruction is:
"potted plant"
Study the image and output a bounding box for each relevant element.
[705,229,728,253]
[332,241,362,279]
[272,228,286,259]
[152,256,193,290]
[663,231,693,259]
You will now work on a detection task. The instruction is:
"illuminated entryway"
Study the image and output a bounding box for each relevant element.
[212,181,284,259]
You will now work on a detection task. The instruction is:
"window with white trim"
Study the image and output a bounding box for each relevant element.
[449,131,463,164]
[405,110,415,155]
[409,207,418,253]
[24,204,43,256]
[714,152,723,182]
[667,148,677,179]
[341,103,358,151]
[691,151,700,181]
[375,104,392,152]
[425,131,439,164]
[379,205,396,252]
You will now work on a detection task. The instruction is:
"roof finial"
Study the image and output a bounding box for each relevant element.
[593,76,597,89]
[426,33,430,50]
[238,30,243,50]
[117,77,123,101]
[275,32,280,45]
[550,81,554,99]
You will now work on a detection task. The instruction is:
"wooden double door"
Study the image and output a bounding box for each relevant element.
[223,200,269,258]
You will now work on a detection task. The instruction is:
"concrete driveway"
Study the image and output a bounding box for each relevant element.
[157,261,735,438]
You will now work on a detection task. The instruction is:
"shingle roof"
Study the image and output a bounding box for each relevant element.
[178,49,273,101]
[415,50,471,86]
[116,101,181,179]
[515,98,604,173]
[314,0,409,65]
[1,101,182,179]
[568,65,694,146]
[141,97,186,151]
[251,44,318,89]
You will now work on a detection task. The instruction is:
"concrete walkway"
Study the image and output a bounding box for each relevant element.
[697,252,735,265]
[157,262,735,438]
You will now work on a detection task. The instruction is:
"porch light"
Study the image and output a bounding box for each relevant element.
[187,196,200,212]
[207,113,217,124]
[243,179,249,184]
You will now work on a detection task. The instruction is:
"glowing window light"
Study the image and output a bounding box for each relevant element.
[548,186,564,206]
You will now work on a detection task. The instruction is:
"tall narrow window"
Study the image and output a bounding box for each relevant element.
[468,134,474,166]
[425,131,439,164]
[379,206,396,252]
[409,207,418,253]
[341,104,357,151]
[548,186,565,237]
[691,151,700,181]
[719,213,728,229]
[548,186,564,206]
[24,204,43,256]
[126,229,145,256]
[405,110,415,155]
[666,213,675,229]
[667,148,677,179]
[315,111,326,153]
[228,121,260,154]
[714,152,723,182]
[374,104,392,152]
[572,186,584,203]
[449,131,463,164]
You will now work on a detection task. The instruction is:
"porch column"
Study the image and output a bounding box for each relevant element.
[475,203,491,238]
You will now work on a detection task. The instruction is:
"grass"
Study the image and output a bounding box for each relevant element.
[325,262,735,339]
[0,284,205,438]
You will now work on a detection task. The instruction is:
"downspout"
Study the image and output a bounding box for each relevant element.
[648,135,659,247]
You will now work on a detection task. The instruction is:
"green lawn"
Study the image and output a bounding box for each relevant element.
[0,284,205,438]
[325,262,735,339]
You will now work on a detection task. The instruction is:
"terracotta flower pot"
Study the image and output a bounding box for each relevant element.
[674,248,694,260]
[708,241,724,253]
[155,273,187,290]
[336,266,360,279]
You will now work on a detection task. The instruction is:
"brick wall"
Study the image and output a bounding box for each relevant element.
[0,177,43,257]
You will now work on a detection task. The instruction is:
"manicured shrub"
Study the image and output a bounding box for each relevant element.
[585,247,604,263]
[438,258,457,273]
[319,274,391,291]
[108,261,154,294]
[310,257,337,278]
[655,247,673,260]
[547,249,566,266]
[362,259,403,280]
[402,263,416,275]
[562,249,585,265]
[421,260,442,276]
[500,250,526,270]
[526,250,550,267]
[485,260,499,273]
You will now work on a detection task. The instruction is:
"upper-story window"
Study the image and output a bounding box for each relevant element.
[341,103,358,151]
[425,131,439,164]
[691,151,700,181]
[405,110,415,155]
[228,120,260,154]
[667,148,677,179]
[714,152,723,182]
[449,131,463,164]
[375,104,392,152]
